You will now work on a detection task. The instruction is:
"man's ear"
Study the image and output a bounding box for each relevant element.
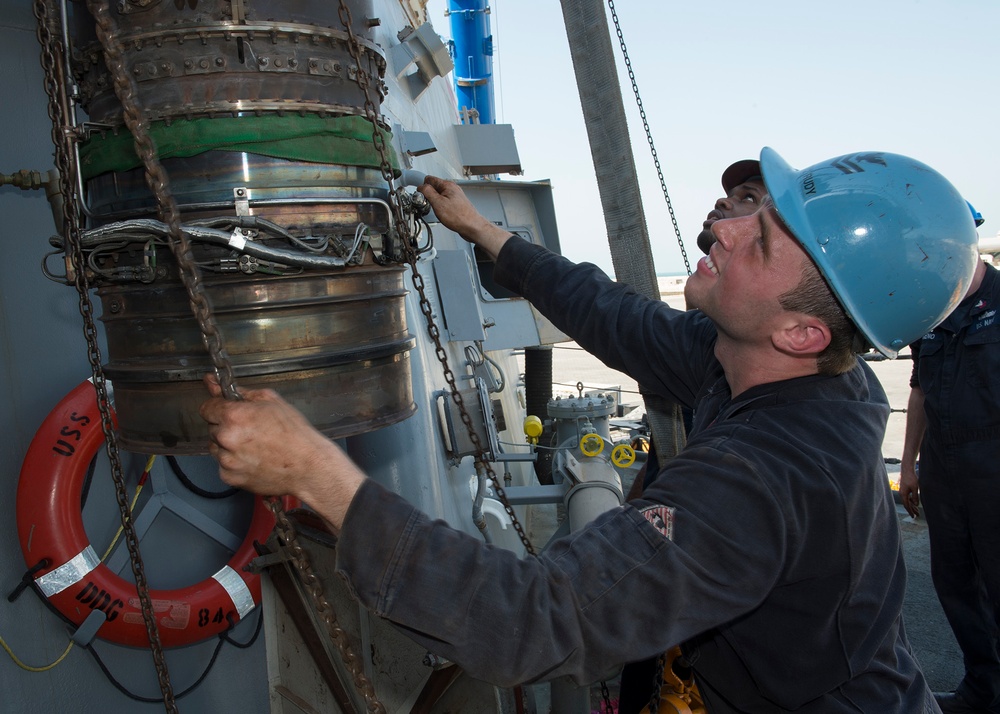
[772,314,831,356]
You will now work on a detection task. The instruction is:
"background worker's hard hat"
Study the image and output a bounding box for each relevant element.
[967,201,985,227]
[721,159,762,193]
[760,147,979,358]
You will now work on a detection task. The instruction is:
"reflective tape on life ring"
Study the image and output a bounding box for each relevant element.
[212,565,255,620]
[34,545,100,598]
[16,380,296,648]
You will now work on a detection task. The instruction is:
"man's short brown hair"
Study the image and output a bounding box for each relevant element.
[779,260,863,375]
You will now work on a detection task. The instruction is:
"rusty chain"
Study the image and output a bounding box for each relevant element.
[80,1,388,712]
[600,680,614,712]
[338,0,536,557]
[46,0,545,710]
[34,0,178,710]
[85,1,240,400]
[266,500,386,713]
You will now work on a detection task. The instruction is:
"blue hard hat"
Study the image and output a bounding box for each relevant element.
[760,148,979,358]
[967,201,985,227]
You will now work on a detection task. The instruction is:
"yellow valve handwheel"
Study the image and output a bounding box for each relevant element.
[611,443,636,468]
[579,433,605,457]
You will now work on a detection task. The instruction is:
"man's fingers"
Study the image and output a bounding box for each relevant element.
[204,372,277,406]
[243,387,282,404]
[418,182,442,204]
[203,372,223,397]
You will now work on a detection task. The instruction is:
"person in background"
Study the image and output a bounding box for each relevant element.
[627,157,769,501]
[202,149,979,713]
[899,204,1000,714]
[695,158,768,255]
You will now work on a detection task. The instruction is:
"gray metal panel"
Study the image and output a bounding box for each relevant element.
[453,123,522,175]
[432,250,487,341]
[456,178,561,254]
[390,23,454,101]
[431,180,568,350]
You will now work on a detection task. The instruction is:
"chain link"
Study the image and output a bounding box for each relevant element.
[267,500,386,713]
[34,0,178,710]
[72,1,389,710]
[607,0,692,277]
[95,2,389,710]
[331,0,548,565]
[85,0,239,399]
[599,679,614,713]
[648,650,666,714]
[337,0,536,556]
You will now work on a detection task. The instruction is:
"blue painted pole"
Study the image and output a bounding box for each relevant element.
[447,0,495,124]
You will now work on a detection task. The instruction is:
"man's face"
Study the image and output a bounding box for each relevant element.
[696,178,768,255]
[685,201,808,344]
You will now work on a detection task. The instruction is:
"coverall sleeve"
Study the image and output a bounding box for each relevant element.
[492,238,716,407]
[908,340,922,388]
[335,449,786,688]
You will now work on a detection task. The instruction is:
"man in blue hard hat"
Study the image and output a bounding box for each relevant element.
[900,205,1000,714]
[202,148,979,713]
[629,157,768,493]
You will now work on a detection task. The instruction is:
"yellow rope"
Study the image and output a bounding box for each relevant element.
[100,454,152,559]
[0,637,74,672]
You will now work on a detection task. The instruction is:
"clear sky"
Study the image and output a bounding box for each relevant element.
[424,0,999,276]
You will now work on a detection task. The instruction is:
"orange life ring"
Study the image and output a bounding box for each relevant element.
[16,380,294,648]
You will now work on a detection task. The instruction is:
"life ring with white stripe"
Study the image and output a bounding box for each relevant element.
[16,380,294,648]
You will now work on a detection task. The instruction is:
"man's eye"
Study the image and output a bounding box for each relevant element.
[742,194,758,204]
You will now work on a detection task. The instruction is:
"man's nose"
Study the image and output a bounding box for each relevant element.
[715,195,733,213]
[711,217,740,251]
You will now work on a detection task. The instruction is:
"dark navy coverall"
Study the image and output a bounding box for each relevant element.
[335,238,937,712]
[911,261,1000,711]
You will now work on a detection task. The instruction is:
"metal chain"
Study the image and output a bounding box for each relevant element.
[606,9,687,707]
[33,0,178,710]
[607,0,692,277]
[85,0,239,399]
[267,500,386,713]
[82,3,391,711]
[599,680,614,713]
[337,0,536,556]
[409,245,537,557]
[647,650,666,714]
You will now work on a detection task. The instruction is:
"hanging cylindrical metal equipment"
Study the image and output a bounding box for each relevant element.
[65,0,417,453]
